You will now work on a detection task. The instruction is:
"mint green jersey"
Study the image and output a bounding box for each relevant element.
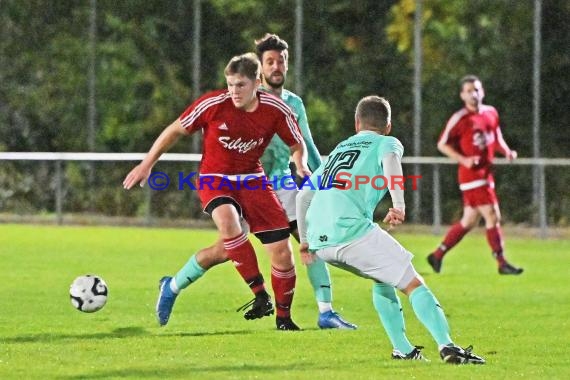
[259,88,322,188]
[305,131,404,249]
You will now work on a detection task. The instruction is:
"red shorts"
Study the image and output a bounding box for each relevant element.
[461,185,498,207]
[197,176,289,236]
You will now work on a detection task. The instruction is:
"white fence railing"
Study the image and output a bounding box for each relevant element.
[1,152,569,238]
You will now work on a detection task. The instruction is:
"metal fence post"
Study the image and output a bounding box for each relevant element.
[411,0,423,223]
[432,164,441,235]
[294,0,304,96]
[145,184,152,226]
[538,163,547,238]
[55,160,63,225]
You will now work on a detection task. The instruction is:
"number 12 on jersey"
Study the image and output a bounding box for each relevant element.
[319,150,360,189]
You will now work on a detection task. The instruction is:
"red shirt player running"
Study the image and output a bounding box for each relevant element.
[123,53,311,330]
[427,75,523,275]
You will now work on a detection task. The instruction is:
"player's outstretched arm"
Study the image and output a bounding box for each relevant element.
[290,142,311,178]
[123,119,186,189]
[296,187,316,264]
[438,141,479,169]
[382,152,406,230]
[495,127,517,161]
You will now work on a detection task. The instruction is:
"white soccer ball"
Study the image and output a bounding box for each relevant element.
[69,275,108,313]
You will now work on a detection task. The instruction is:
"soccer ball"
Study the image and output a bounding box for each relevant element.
[69,275,108,313]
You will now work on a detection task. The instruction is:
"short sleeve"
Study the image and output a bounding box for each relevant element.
[377,137,404,167]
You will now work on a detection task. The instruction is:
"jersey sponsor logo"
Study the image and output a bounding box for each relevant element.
[218,136,264,153]
[472,130,486,150]
[472,129,495,151]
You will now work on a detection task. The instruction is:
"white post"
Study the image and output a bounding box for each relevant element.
[412,0,423,223]
[191,0,202,154]
[532,0,546,238]
[294,0,304,96]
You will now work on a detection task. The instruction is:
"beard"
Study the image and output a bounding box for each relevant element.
[265,73,285,89]
[469,98,482,108]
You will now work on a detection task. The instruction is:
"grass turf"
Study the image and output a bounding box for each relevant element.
[1,223,569,379]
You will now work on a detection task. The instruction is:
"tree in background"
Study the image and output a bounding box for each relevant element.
[0,0,568,223]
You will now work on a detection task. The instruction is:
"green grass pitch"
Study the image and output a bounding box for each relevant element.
[1,223,569,379]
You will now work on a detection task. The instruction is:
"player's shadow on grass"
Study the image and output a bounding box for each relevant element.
[62,362,327,379]
[3,327,256,343]
[161,329,255,338]
[2,326,149,343]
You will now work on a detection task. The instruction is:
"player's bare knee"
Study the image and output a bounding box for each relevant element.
[267,240,295,269]
[396,265,423,295]
[493,213,502,225]
[211,204,242,238]
[483,211,499,227]
[216,221,243,239]
[461,219,476,230]
[196,243,228,268]
[401,277,423,296]
[273,249,294,268]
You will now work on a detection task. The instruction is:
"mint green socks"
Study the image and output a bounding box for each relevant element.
[372,282,414,354]
[173,255,206,291]
[307,256,332,304]
[409,285,453,346]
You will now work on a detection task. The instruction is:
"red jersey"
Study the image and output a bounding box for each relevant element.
[438,105,501,191]
[179,89,303,177]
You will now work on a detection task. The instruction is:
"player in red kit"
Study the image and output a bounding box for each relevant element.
[123,53,311,330]
[427,75,523,275]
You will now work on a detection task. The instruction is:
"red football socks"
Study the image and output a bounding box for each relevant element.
[271,266,296,318]
[486,226,507,266]
[224,233,265,294]
[434,222,469,259]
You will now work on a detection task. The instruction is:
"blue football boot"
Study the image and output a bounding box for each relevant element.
[156,276,178,326]
[317,310,357,330]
